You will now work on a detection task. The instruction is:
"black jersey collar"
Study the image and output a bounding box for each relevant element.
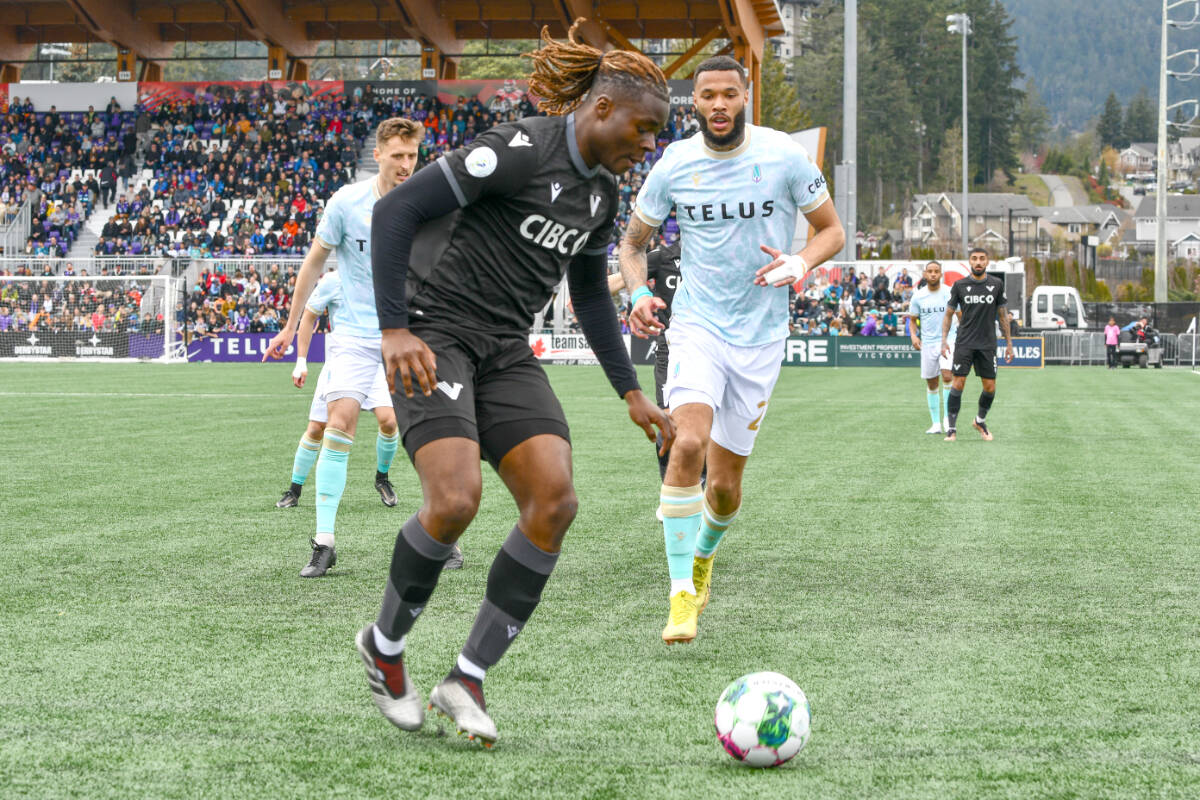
[566,112,601,179]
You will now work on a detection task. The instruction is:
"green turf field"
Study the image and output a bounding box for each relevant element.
[2,362,1198,799]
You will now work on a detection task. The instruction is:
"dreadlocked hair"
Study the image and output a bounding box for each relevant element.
[523,18,668,116]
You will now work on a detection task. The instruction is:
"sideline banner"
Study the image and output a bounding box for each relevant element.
[528,331,630,365]
[0,330,164,359]
[783,336,918,367]
[186,332,325,362]
[999,336,1044,368]
[137,81,344,111]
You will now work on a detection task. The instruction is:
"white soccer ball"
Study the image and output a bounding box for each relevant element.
[714,671,810,767]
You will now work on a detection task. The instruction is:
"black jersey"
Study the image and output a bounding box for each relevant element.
[646,240,681,328]
[946,273,1007,349]
[400,115,618,334]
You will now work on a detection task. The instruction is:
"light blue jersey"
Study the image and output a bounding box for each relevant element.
[305,270,343,321]
[634,124,830,346]
[908,284,958,347]
[314,177,382,340]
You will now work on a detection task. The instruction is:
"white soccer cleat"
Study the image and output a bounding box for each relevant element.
[355,626,425,731]
[925,423,943,434]
[655,505,664,522]
[429,677,499,747]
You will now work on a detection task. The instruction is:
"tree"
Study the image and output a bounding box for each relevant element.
[963,0,1025,184]
[934,121,963,192]
[1013,80,1050,154]
[1124,87,1157,144]
[1096,91,1124,149]
[759,47,811,133]
[456,40,537,79]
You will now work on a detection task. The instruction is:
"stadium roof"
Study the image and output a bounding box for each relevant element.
[2,1,784,83]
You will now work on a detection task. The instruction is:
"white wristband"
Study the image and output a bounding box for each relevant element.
[763,253,809,285]
[292,356,307,378]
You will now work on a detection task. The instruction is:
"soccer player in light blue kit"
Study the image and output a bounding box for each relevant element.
[907,260,960,434]
[274,269,401,510]
[619,56,845,643]
[265,118,428,578]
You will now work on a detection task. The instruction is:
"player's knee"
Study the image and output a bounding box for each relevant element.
[305,420,325,439]
[378,420,398,436]
[671,430,708,469]
[426,486,481,531]
[706,477,741,511]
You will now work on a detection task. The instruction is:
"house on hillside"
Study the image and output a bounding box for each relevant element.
[902,192,1042,256]
[1120,143,1156,175]
[1041,204,1128,246]
[1120,194,1200,257]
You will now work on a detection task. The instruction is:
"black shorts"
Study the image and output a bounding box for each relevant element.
[951,345,997,379]
[392,323,570,470]
[653,336,670,409]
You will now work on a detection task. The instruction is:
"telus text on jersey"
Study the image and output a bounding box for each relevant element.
[679,200,776,222]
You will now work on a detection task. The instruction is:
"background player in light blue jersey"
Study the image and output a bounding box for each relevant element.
[264,117,423,577]
[907,260,960,434]
[619,55,845,644]
[274,269,403,510]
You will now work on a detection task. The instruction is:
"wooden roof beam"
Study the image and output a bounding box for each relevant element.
[390,0,463,66]
[557,2,610,49]
[227,0,318,58]
[661,24,722,77]
[63,0,173,60]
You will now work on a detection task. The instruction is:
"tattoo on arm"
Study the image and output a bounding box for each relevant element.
[618,215,656,292]
[998,306,1011,343]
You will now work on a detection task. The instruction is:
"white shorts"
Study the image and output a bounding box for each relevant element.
[920,344,953,379]
[663,320,785,457]
[308,333,391,421]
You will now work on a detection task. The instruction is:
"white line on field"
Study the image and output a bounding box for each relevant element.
[0,391,296,399]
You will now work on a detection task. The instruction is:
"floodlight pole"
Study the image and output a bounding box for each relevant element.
[947,13,972,259]
[1156,0,1171,303]
[838,0,857,262]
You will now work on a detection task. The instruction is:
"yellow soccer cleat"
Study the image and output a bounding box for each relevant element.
[693,555,715,614]
[661,590,699,644]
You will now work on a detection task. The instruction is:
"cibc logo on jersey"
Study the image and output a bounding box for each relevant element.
[961,293,996,304]
[518,214,591,255]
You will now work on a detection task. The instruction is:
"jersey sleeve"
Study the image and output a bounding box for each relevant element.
[946,280,962,310]
[314,191,343,250]
[788,142,831,215]
[305,272,340,315]
[634,152,673,226]
[437,124,539,207]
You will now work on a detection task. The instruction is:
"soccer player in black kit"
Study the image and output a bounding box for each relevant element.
[608,236,685,479]
[941,248,1014,441]
[355,20,674,747]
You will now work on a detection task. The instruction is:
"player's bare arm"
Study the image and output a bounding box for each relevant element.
[291,307,320,388]
[754,198,845,287]
[941,306,956,358]
[998,305,1014,362]
[380,328,437,398]
[909,313,921,350]
[263,241,330,360]
[618,213,665,337]
[607,272,626,296]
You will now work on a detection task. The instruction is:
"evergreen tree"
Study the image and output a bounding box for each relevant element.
[759,47,812,134]
[1096,92,1125,149]
[1124,87,1157,144]
[1014,80,1050,153]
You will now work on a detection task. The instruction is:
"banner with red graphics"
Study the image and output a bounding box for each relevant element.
[137,81,344,111]
[0,84,8,113]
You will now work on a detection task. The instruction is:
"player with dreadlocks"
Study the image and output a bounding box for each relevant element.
[354,20,674,746]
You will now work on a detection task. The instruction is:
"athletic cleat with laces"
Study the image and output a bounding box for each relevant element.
[276,488,300,508]
[973,420,993,441]
[925,423,942,434]
[693,555,715,614]
[300,539,336,577]
[375,473,398,507]
[428,676,498,747]
[944,428,957,442]
[442,543,464,571]
[661,590,699,644]
[355,625,424,731]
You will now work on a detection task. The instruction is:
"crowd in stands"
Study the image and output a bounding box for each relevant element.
[0,273,162,335]
[0,97,136,256]
[791,265,918,336]
[181,262,297,341]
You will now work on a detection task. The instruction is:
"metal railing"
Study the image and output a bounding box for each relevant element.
[1042,330,1199,366]
[0,201,31,257]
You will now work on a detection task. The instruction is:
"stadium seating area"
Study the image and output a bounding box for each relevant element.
[791,266,919,336]
[0,97,136,256]
[0,275,162,334]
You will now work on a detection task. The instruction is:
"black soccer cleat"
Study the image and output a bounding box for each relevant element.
[300,539,337,577]
[442,543,464,571]
[276,486,301,508]
[943,428,957,442]
[973,420,994,441]
[375,473,398,507]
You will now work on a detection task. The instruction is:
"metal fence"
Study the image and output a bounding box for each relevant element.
[1042,330,1199,366]
[0,201,31,257]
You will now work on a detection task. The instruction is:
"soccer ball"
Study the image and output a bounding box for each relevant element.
[714,671,810,767]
